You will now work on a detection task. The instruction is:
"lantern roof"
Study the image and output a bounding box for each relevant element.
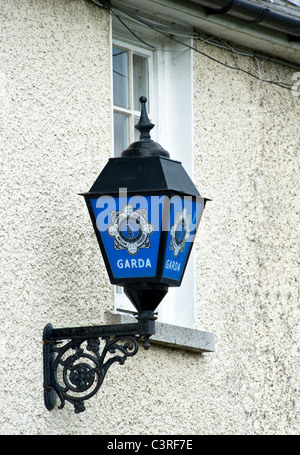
[84,155,200,197]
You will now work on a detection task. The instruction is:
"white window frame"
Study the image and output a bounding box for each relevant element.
[111,18,196,329]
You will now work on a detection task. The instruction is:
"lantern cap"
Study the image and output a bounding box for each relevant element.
[83,155,201,197]
[121,97,170,158]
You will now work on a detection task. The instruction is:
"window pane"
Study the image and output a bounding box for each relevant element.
[134,115,140,142]
[114,112,129,156]
[113,46,129,108]
[116,286,123,295]
[133,54,149,111]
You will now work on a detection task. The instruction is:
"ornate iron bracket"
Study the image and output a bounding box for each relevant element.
[43,311,156,413]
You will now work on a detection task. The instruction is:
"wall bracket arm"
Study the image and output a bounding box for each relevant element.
[43,311,156,413]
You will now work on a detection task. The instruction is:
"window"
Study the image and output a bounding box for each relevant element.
[112,42,153,156]
[112,18,196,329]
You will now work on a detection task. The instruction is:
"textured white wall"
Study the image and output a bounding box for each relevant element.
[0,0,113,434]
[193,42,300,434]
[0,0,299,435]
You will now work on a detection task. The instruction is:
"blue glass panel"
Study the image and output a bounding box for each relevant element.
[162,197,204,283]
[90,195,164,279]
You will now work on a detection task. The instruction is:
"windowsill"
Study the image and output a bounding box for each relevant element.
[106,311,215,353]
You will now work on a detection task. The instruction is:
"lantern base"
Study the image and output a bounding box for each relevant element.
[123,283,168,313]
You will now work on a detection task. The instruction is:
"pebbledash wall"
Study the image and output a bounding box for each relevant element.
[0,0,299,435]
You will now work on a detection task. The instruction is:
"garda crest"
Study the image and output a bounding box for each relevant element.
[107,204,154,255]
[169,208,191,257]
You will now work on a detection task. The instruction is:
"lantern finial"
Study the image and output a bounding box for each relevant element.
[121,96,169,157]
[135,96,154,141]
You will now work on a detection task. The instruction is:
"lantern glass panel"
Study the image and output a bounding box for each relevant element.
[90,195,165,280]
[162,196,204,283]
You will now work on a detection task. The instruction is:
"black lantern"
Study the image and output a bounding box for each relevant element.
[82,97,206,314]
[43,97,207,414]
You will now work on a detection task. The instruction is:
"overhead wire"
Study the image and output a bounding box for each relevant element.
[110,7,156,49]
[90,0,298,92]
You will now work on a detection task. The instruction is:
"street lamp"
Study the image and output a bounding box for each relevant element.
[43,97,207,413]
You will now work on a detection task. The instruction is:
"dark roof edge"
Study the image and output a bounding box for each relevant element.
[187,0,300,39]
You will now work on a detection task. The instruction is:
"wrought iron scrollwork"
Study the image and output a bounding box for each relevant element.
[44,331,139,413]
[43,313,155,413]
